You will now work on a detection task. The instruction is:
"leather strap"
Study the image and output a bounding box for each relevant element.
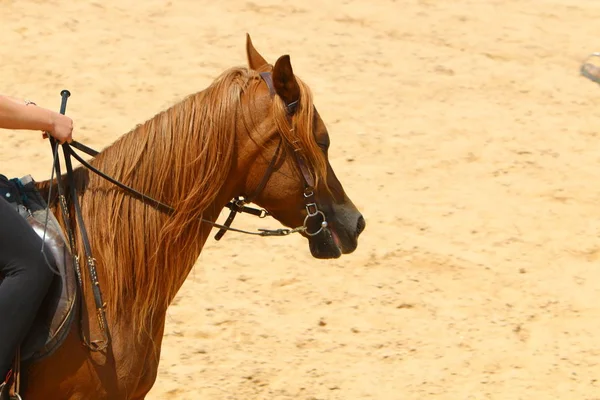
[68,148,174,215]
[66,144,299,236]
[259,72,276,96]
[68,143,269,223]
[294,152,315,189]
[245,139,283,204]
[214,138,282,241]
[213,203,240,241]
[63,145,110,351]
[47,139,98,353]
[71,140,99,157]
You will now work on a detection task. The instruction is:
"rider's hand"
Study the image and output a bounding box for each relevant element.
[46,111,73,143]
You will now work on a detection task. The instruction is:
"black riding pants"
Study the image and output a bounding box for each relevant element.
[0,197,54,379]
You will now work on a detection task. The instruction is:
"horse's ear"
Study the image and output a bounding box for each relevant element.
[246,33,269,70]
[272,55,300,106]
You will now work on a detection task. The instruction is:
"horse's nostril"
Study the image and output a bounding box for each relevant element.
[356,215,366,236]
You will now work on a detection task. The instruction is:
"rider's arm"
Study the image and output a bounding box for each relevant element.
[0,95,73,142]
[0,95,53,132]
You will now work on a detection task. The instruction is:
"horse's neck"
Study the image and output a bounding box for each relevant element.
[35,167,234,334]
[32,86,255,334]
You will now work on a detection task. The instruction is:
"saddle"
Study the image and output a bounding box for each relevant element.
[0,174,77,399]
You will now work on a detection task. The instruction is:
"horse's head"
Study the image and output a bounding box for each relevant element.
[235,35,365,259]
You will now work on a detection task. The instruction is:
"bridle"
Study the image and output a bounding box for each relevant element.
[45,72,328,351]
[214,71,328,240]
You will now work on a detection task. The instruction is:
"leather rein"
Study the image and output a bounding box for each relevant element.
[47,72,328,351]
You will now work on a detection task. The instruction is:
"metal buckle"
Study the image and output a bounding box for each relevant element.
[306,203,319,216]
[259,209,269,218]
[234,198,247,209]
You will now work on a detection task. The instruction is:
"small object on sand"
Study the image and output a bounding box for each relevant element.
[580,52,600,84]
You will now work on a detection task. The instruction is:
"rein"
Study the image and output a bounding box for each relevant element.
[47,71,327,351]
[47,90,110,352]
[66,143,300,237]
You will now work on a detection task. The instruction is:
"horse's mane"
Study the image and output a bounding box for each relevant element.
[54,66,326,341]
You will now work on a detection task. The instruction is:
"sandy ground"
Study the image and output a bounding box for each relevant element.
[3,0,600,399]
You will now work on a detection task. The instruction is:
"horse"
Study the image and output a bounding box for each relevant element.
[7,34,365,399]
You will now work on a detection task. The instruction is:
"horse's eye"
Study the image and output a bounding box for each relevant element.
[317,142,329,152]
[317,136,330,150]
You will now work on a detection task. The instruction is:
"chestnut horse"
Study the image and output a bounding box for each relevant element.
[20,35,365,399]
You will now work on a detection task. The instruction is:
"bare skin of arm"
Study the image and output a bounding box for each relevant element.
[0,95,73,143]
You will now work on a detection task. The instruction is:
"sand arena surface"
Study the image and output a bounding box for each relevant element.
[3,0,600,398]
